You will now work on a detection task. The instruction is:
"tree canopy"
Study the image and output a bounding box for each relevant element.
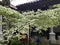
[0,4,60,44]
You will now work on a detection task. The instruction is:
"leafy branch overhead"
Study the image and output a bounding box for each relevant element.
[0,5,60,32]
[0,4,60,42]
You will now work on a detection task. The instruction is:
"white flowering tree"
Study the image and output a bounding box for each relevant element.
[0,4,60,44]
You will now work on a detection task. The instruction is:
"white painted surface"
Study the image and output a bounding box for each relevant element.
[0,0,2,1]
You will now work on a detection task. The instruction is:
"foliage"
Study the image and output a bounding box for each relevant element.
[0,5,25,44]
[22,8,60,30]
[9,37,19,45]
[49,4,60,9]
[0,4,60,44]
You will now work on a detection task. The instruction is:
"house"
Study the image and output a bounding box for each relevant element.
[10,0,39,10]
[10,0,60,11]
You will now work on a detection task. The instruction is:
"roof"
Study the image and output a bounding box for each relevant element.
[10,0,39,6]
[10,0,60,11]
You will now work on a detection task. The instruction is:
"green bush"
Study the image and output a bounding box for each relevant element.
[9,37,19,45]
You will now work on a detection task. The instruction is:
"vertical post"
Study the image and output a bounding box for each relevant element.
[26,27,29,45]
[49,27,56,44]
[29,25,30,45]
[0,15,3,40]
[0,15,3,45]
